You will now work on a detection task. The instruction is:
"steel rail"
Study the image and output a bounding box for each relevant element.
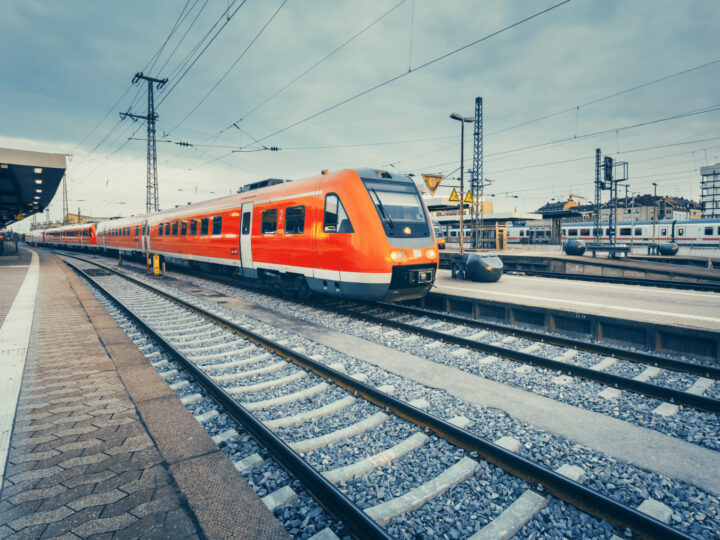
[376,300,720,380]
[63,259,392,540]
[62,253,694,540]
[313,300,720,414]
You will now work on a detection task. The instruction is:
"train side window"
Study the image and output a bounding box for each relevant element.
[163,223,170,235]
[705,227,713,235]
[634,228,642,236]
[190,219,198,235]
[135,226,139,236]
[141,224,146,235]
[717,227,720,235]
[620,227,631,236]
[285,205,305,234]
[200,217,209,235]
[261,209,277,234]
[180,221,187,235]
[158,224,163,236]
[580,228,590,236]
[677,227,684,236]
[171,221,177,235]
[212,216,222,235]
[241,212,251,235]
[660,227,667,236]
[567,229,578,236]
[323,194,354,233]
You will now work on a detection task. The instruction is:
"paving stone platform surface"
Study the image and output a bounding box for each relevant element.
[0,251,288,539]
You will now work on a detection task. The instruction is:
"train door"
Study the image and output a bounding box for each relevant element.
[141,219,149,252]
[240,202,254,278]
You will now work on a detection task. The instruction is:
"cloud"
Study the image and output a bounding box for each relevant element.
[3,0,720,232]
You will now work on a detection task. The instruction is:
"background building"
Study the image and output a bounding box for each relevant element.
[701,163,720,218]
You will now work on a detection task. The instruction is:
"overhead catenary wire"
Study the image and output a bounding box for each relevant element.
[167,0,289,136]
[247,0,572,146]
[170,0,572,177]
[156,0,248,108]
[186,0,410,165]
[489,56,720,137]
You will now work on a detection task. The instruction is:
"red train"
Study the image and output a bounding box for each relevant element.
[31,168,439,301]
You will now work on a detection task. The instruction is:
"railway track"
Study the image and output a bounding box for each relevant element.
[315,300,720,414]
[59,253,703,539]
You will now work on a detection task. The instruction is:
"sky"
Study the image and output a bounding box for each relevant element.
[2,0,720,232]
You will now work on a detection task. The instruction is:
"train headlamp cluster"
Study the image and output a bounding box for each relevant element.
[390,250,408,262]
[390,248,437,262]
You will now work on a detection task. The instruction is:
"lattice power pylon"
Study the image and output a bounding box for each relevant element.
[470,97,483,249]
[120,72,168,213]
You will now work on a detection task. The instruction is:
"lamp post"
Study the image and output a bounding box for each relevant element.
[450,112,475,253]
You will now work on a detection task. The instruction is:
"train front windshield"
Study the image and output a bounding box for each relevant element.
[362,178,430,238]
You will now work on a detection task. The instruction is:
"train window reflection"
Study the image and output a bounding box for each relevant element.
[190,219,198,235]
[172,221,179,235]
[200,217,209,235]
[164,223,171,236]
[323,194,353,233]
[262,209,277,234]
[285,205,305,234]
[181,221,187,235]
[212,216,222,235]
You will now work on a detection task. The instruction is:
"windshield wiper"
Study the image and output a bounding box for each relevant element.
[370,188,394,229]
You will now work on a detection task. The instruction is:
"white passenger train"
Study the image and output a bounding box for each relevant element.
[506,219,720,246]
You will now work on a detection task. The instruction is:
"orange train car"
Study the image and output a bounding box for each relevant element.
[37,223,96,247]
[38,169,440,301]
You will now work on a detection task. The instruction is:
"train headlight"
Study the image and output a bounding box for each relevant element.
[403,226,412,235]
[425,248,437,259]
[390,250,408,262]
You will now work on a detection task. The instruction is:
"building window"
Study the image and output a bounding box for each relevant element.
[212,216,222,236]
[200,217,209,235]
[261,209,277,234]
[285,205,305,234]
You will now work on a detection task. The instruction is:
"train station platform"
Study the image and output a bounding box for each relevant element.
[0,249,287,539]
[433,269,720,333]
[440,248,720,286]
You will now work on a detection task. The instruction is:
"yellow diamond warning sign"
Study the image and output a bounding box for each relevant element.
[448,188,459,202]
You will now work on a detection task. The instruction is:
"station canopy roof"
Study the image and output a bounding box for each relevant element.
[0,147,66,229]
